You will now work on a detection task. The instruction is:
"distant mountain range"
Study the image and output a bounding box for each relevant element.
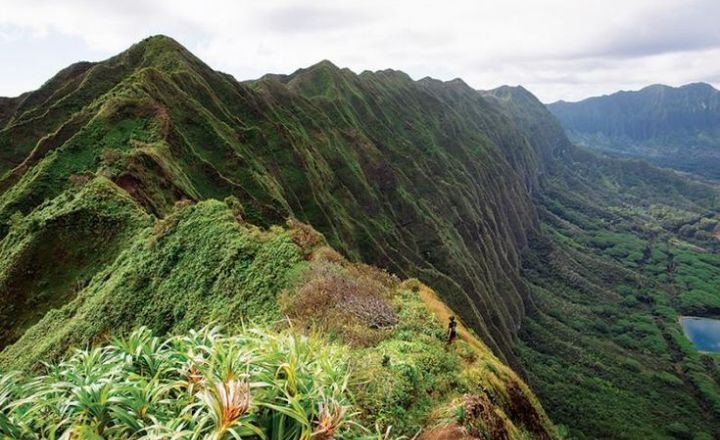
[3,36,720,438]
[547,82,720,178]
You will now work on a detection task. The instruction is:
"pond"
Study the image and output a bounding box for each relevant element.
[680,316,720,353]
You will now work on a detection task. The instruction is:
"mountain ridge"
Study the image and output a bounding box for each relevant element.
[547,81,720,178]
[3,35,720,438]
[0,35,555,366]
[548,81,719,106]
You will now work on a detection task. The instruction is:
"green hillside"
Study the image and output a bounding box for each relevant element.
[519,151,720,439]
[0,196,555,438]
[547,83,720,178]
[0,35,550,365]
[1,35,720,439]
[489,85,720,438]
[0,35,559,439]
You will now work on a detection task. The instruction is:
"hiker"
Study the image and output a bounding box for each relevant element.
[447,316,458,345]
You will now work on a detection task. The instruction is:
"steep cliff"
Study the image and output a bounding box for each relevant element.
[5,35,719,439]
[0,36,556,364]
[547,83,720,177]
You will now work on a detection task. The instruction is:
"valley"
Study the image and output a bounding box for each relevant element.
[0,35,719,439]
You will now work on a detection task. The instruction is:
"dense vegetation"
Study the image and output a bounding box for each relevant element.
[547,83,720,178]
[0,36,553,365]
[0,326,358,439]
[2,34,720,438]
[0,200,556,438]
[518,149,720,439]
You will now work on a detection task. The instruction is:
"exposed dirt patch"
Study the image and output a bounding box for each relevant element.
[461,394,509,440]
[506,380,552,440]
[115,174,149,206]
[111,150,191,216]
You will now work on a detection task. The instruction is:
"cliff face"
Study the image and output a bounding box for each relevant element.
[548,83,720,141]
[547,83,720,177]
[0,36,562,364]
[4,35,720,439]
[0,38,566,436]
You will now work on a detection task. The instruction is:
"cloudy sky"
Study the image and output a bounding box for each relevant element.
[1,0,719,102]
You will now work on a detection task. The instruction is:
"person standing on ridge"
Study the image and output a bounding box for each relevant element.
[447,316,458,345]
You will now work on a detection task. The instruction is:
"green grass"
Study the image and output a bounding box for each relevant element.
[0,241,558,439]
[0,197,303,371]
[519,156,720,438]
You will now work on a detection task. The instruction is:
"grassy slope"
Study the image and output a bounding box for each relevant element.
[517,149,720,439]
[0,36,551,366]
[0,177,151,346]
[2,34,720,439]
[0,193,556,438]
[0,196,302,370]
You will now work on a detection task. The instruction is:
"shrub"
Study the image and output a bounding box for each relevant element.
[311,245,346,264]
[0,326,365,439]
[281,261,398,346]
[287,218,326,258]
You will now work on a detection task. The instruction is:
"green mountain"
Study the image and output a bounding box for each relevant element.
[0,36,549,365]
[547,83,720,177]
[502,83,720,438]
[0,34,558,439]
[1,35,720,439]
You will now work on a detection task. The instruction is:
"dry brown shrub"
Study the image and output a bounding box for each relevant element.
[348,263,400,291]
[310,246,346,264]
[281,261,398,346]
[286,218,326,258]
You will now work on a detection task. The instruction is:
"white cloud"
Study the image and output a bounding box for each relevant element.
[0,0,718,101]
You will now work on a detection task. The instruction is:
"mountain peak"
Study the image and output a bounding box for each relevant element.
[416,76,474,93]
[132,34,187,52]
[483,85,545,110]
[637,82,718,94]
[361,68,413,83]
[310,59,341,71]
[680,82,719,93]
[119,34,205,73]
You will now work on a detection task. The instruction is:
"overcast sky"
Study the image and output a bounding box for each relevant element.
[1,0,719,102]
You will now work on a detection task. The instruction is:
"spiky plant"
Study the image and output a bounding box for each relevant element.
[313,397,347,439]
[111,327,174,379]
[0,326,363,439]
[107,378,177,436]
[0,372,32,438]
[192,377,261,439]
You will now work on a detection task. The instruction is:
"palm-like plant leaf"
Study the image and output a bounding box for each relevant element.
[0,326,362,439]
